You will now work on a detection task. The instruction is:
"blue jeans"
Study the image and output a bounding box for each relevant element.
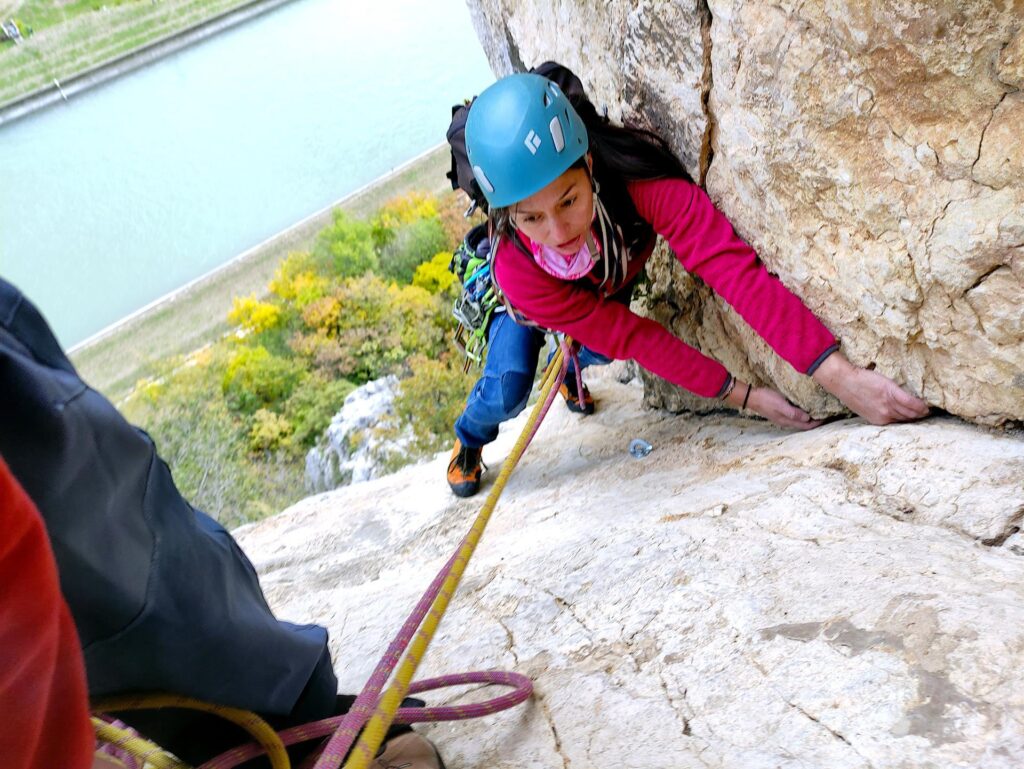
[454,311,611,448]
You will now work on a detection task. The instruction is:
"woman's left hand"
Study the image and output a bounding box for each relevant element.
[811,351,930,425]
[726,381,823,431]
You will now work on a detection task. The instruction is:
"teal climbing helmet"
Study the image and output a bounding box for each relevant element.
[466,73,589,209]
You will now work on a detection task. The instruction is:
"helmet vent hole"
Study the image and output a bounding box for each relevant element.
[549,116,565,152]
[472,165,495,193]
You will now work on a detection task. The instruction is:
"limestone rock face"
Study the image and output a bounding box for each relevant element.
[465,0,1024,425]
[237,374,1024,768]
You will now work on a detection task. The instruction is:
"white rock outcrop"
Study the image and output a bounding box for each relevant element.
[464,0,1024,426]
[238,371,1024,768]
[305,375,409,492]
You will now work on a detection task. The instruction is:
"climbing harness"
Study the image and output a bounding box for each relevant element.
[92,340,579,769]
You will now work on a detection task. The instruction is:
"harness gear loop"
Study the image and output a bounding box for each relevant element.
[450,223,504,368]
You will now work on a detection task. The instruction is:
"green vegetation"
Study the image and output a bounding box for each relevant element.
[0,0,256,105]
[119,188,479,528]
[12,0,139,31]
[71,146,453,402]
[2,2,487,528]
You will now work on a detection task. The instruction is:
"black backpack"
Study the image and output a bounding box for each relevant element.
[445,102,486,217]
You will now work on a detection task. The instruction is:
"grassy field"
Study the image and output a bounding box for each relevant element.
[70,145,455,402]
[0,0,259,105]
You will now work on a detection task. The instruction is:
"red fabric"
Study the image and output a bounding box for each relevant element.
[0,456,95,769]
[493,177,837,398]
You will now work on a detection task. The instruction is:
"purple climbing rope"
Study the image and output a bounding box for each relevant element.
[199,671,532,768]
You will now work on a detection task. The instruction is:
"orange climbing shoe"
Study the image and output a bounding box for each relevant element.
[447,439,483,498]
[559,379,595,415]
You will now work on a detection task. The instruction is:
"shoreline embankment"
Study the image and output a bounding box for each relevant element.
[68,142,449,355]
[68,145,453,400]
[0,0,297,127]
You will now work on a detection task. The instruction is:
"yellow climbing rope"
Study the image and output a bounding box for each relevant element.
[91,717,187,769]
[339,342,569,769]
[93,693,290,769]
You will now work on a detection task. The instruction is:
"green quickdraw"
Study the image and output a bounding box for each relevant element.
[450,224,503,371]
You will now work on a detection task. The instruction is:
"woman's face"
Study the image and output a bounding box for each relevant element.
[511,162,594,255]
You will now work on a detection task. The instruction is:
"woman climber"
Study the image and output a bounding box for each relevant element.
[446,67,929,497]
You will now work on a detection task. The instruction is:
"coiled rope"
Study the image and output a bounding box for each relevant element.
[93,339,578,769]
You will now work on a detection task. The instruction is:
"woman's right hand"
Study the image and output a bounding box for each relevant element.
[725,381,823,431]
[811,351,930,425]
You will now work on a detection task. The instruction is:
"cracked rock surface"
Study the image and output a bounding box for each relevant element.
[237,369,1024,767]
[464,0,1023,425]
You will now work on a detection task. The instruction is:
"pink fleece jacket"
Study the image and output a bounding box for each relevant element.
[493,177,838,398]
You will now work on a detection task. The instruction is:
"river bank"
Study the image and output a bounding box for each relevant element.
[70,144,454,401]
[0,0,287,115]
